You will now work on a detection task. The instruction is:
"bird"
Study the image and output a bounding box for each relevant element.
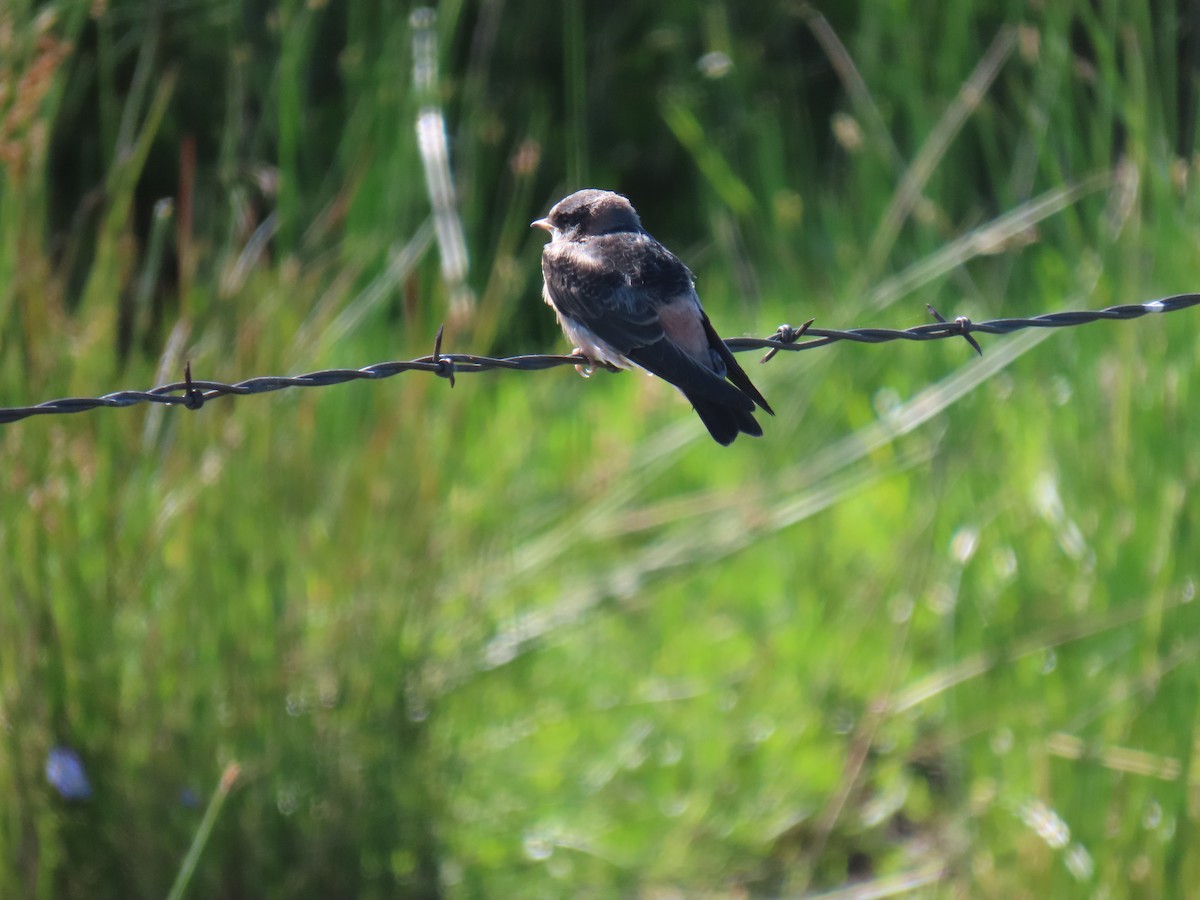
[532,189,773,445]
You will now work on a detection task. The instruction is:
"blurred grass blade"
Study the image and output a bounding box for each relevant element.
[129,198,175,350]
[661,95,757,216]
[293,218,435,364]
[799,4,904,172]
[890,598,1181,714]
[412,7,473,324]
[80,69,178,327]
[563,0,588,185]
[165,763,240,900]
[865,172,1110,312]
[863,26,1017,279]
[114,8,161,160]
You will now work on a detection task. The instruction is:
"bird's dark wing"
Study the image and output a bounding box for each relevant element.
[702,316,774,415]
[543,234,756,410]
[623,335,755,411]
[541,235,666,349]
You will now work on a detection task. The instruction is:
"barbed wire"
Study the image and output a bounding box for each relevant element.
[1,292,1197,426]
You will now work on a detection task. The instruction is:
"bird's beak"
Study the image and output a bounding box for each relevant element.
[530,218,552,232]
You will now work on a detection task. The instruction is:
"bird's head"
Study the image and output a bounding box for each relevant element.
[531,189,642,240]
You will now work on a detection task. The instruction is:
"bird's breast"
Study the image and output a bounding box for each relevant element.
[557,313,634,369]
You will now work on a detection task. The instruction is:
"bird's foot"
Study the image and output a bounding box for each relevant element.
[571,349,621,378]
[572,348,595,378]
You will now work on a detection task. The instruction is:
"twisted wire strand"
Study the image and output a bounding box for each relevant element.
[2,293,1197,425]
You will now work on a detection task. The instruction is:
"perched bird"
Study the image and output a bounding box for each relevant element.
[532,189,773,445]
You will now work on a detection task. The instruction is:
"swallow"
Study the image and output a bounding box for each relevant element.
[532,189,773,445]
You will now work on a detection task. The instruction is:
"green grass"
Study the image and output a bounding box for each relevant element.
[3,1,1200,897]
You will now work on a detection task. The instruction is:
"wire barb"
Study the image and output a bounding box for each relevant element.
[432,324,456,388]
[760,318,815,364]
[1,292,1197,426]
[926,304,984,357]
[182,361,206,410]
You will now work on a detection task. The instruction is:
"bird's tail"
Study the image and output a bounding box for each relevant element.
[689,395,763,446]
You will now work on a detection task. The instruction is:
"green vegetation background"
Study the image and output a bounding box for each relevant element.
[3,1,1200,897]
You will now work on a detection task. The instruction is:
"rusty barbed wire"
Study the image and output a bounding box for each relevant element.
[1,293,1197,426]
